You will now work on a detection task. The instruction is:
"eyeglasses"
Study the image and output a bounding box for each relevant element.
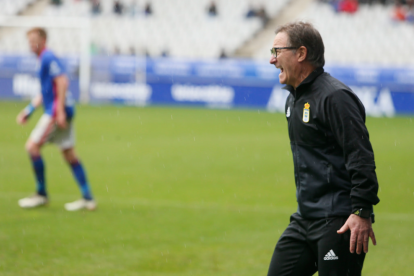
[270,47,298,58]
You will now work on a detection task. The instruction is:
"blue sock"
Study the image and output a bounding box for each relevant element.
[31,155,47,196]
[69,160,93,200]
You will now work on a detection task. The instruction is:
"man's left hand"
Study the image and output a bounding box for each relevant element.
[337,214,376,254]
[56,111,67,129]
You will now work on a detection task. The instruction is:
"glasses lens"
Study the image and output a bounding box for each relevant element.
[271,48,276,57]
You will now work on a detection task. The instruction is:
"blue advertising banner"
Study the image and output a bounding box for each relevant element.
[0,54,81,102]
[1,54,413,116]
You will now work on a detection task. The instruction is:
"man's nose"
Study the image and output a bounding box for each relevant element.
[269,55,277,64]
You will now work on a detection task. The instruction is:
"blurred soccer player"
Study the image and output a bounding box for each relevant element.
[16,27,96,211]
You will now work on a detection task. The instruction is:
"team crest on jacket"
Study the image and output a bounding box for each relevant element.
[303,102,310,123]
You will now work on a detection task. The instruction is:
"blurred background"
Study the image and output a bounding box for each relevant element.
[0,0,413,275]
[1,0,413,111]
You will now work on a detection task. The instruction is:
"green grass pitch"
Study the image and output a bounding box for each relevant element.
[0,101,413,275]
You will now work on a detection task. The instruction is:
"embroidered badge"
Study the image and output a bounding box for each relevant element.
[286,107,290,117]
[303,102,310,123]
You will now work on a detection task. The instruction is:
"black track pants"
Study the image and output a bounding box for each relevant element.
[267,213,366,276]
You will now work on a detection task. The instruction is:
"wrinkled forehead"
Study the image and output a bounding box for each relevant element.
[272,32,289,47]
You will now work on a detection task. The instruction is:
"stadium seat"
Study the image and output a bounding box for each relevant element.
[253,1,414,66]
[1,0,36,16]
[0,0,290,59]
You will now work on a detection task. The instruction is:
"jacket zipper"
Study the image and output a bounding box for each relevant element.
[291,96,301,211]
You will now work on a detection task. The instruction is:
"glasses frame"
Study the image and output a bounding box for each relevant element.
[270,47,298,58]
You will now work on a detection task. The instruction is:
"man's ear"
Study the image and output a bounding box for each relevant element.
[297,46,307,63]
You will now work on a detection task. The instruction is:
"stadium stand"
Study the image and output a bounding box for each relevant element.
[0,0,289,58]
[1,0,413,66]
[253,1,414,66]
[1,0,38,16]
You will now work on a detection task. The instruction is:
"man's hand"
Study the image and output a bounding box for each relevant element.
[17,96,42,125]
[53,75,68,129]
[337,214,376,254]
[56,110,67,129]
[16,110,28,125]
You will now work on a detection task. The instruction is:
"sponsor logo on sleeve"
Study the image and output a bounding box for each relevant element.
[49,60,61,76]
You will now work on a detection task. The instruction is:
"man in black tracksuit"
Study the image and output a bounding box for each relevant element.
[267,22,380,276]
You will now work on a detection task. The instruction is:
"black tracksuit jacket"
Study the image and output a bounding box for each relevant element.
[284,67,380,219]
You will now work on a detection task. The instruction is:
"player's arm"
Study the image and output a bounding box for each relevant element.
[16,93,43,125]
[54,74,69,129]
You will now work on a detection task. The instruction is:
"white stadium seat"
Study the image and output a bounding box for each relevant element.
[253,2,414,66]
[2,0,411,66]
[0,0,290,59]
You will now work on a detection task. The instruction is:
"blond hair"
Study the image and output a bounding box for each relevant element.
[27,27,47,41]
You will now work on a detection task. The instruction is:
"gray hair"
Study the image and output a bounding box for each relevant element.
[276,22,325,68]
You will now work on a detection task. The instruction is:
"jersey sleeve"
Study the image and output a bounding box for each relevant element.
[43,54,65,78]
[324,89,380,212]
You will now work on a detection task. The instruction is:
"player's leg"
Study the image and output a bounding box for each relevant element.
[62,148,94,200]
[316,217,366,276]
[18,114,55,208]
[53,121,96,211]
[62,150,96,211]
[267,214,318,276]
[26,140,46,195]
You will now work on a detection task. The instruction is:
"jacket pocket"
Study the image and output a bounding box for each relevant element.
[298,161,331,203]
[327,164,332,183]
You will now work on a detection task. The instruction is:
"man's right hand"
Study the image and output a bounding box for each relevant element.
[16,110,28,125]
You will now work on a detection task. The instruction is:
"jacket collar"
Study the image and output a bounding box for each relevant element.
[282,67,324,96]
